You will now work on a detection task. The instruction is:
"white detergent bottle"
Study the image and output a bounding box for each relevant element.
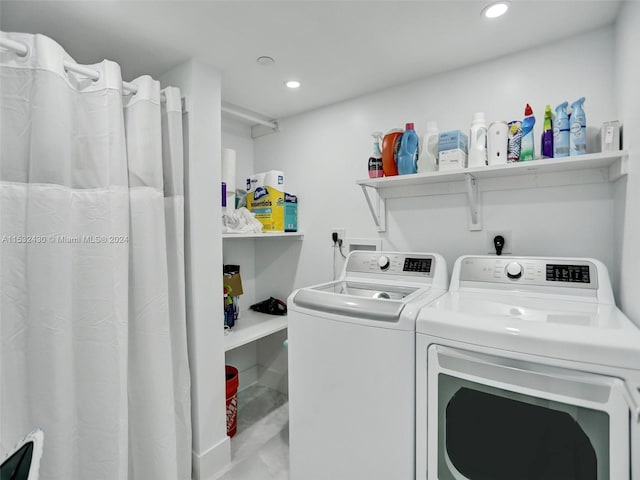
[468,112,488,168]
[418,121,439,173]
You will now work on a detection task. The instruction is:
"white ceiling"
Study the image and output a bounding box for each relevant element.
[1,1,622,121]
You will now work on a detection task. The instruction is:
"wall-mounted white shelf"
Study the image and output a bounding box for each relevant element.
[356,151,628,232]
[224,309,288,352]
[222,231,303,240]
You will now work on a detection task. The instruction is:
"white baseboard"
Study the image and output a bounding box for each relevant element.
[192,436,230,480]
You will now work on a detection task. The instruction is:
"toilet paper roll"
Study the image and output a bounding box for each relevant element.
[222,148,236,211]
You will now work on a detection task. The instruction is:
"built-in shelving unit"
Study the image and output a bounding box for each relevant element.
[223,230,299,350]
[356,151,628,232]
[222,231,303,239]
[224,309,288,352]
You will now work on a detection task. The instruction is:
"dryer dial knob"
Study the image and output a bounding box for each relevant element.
[378,256,390,271]
[506,262,523,279]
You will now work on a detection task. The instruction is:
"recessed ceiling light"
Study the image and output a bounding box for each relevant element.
[285,80,301,89]
[482,1,510,18]
[257,56,275,66]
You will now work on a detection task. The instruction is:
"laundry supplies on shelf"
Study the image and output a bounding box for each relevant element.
[382,129,403,177]
[570,97,587,156]
[368,132,384,178]
[285,193,298,232]
[397,122,419,175]
[487,121,508,166]
[418,121,439,173]
[554,101,570,158]
[468,112,488,168]
[438,130,468,171]
[520,103,536,162]
[247,170,285,232]
[507,121,522,163]
[541,104,554,158]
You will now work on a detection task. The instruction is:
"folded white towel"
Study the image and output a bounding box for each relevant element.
[222,207,263,234]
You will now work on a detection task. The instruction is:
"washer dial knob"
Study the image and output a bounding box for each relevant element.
[378,255,390,271]
[505,262,523,279]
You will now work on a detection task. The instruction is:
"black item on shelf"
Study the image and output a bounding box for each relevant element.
[250,297,287,316]
[224,264,240,275]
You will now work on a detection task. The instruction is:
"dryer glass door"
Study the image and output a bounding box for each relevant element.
[427,345,631,480]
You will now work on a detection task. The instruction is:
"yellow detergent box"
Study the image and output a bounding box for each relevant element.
[246,170,285,232]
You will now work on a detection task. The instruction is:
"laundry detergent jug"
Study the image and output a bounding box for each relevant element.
[382,129,403,176]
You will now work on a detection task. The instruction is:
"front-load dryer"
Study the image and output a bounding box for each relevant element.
[288,251,448,480]
[415,255,640,480]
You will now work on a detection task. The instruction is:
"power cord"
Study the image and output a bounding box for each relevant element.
[331,232,347,279]
[332,232,338,280]
[337,239,346,259]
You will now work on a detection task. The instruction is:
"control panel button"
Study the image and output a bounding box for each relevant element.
[505,262,523,279]
[378,255,390,271]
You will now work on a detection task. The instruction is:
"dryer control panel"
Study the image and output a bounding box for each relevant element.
[459,257,598,290]
[346,252,435,278]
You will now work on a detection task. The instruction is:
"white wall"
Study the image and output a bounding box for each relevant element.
[254,27,621,299]
[159,60,228,480]
[615,0,640,324]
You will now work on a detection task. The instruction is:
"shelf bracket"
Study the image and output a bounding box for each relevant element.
[465,173,482,231]
[360,185,386,232]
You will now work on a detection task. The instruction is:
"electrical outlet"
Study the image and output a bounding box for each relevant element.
[331,228,345,246]
[486,230,512,255]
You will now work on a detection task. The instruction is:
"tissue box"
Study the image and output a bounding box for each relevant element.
[439,149,468,170]
[438,130,468,171]
[247,170,285,232]
[285,193,298,232]
[439,130,468,154]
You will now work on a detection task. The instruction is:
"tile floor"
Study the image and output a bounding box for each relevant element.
[216,385,290,480]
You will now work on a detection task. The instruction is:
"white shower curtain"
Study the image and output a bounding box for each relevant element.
[0,32,191,480]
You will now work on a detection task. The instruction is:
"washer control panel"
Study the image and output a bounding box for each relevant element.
[346,252,434,277]
[459,257,598,289]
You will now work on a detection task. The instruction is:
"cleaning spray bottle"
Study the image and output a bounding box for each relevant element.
[418,121,439,173]
[570,97,587,156]
[553,101,570,158]
[368,132,383,178]
[520,104,536,162]
[468,112,488,168]
[541,105,554,158]
[397,122,419,175]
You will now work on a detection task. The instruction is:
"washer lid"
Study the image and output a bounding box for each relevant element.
[417,291,640,370]
[293,280,420,323]
[311,280,417,300]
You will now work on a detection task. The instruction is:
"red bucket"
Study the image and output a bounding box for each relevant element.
[225,365,239,437]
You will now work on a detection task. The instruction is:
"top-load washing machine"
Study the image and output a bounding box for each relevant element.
[415,255,640,480]
[288,251,448,480]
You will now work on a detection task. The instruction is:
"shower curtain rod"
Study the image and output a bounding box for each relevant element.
[0,37,165,98]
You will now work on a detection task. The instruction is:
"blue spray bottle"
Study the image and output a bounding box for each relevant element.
[570,97,587,156]
[553,101,570,158]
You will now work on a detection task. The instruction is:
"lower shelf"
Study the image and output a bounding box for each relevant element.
[224,309,288,352]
